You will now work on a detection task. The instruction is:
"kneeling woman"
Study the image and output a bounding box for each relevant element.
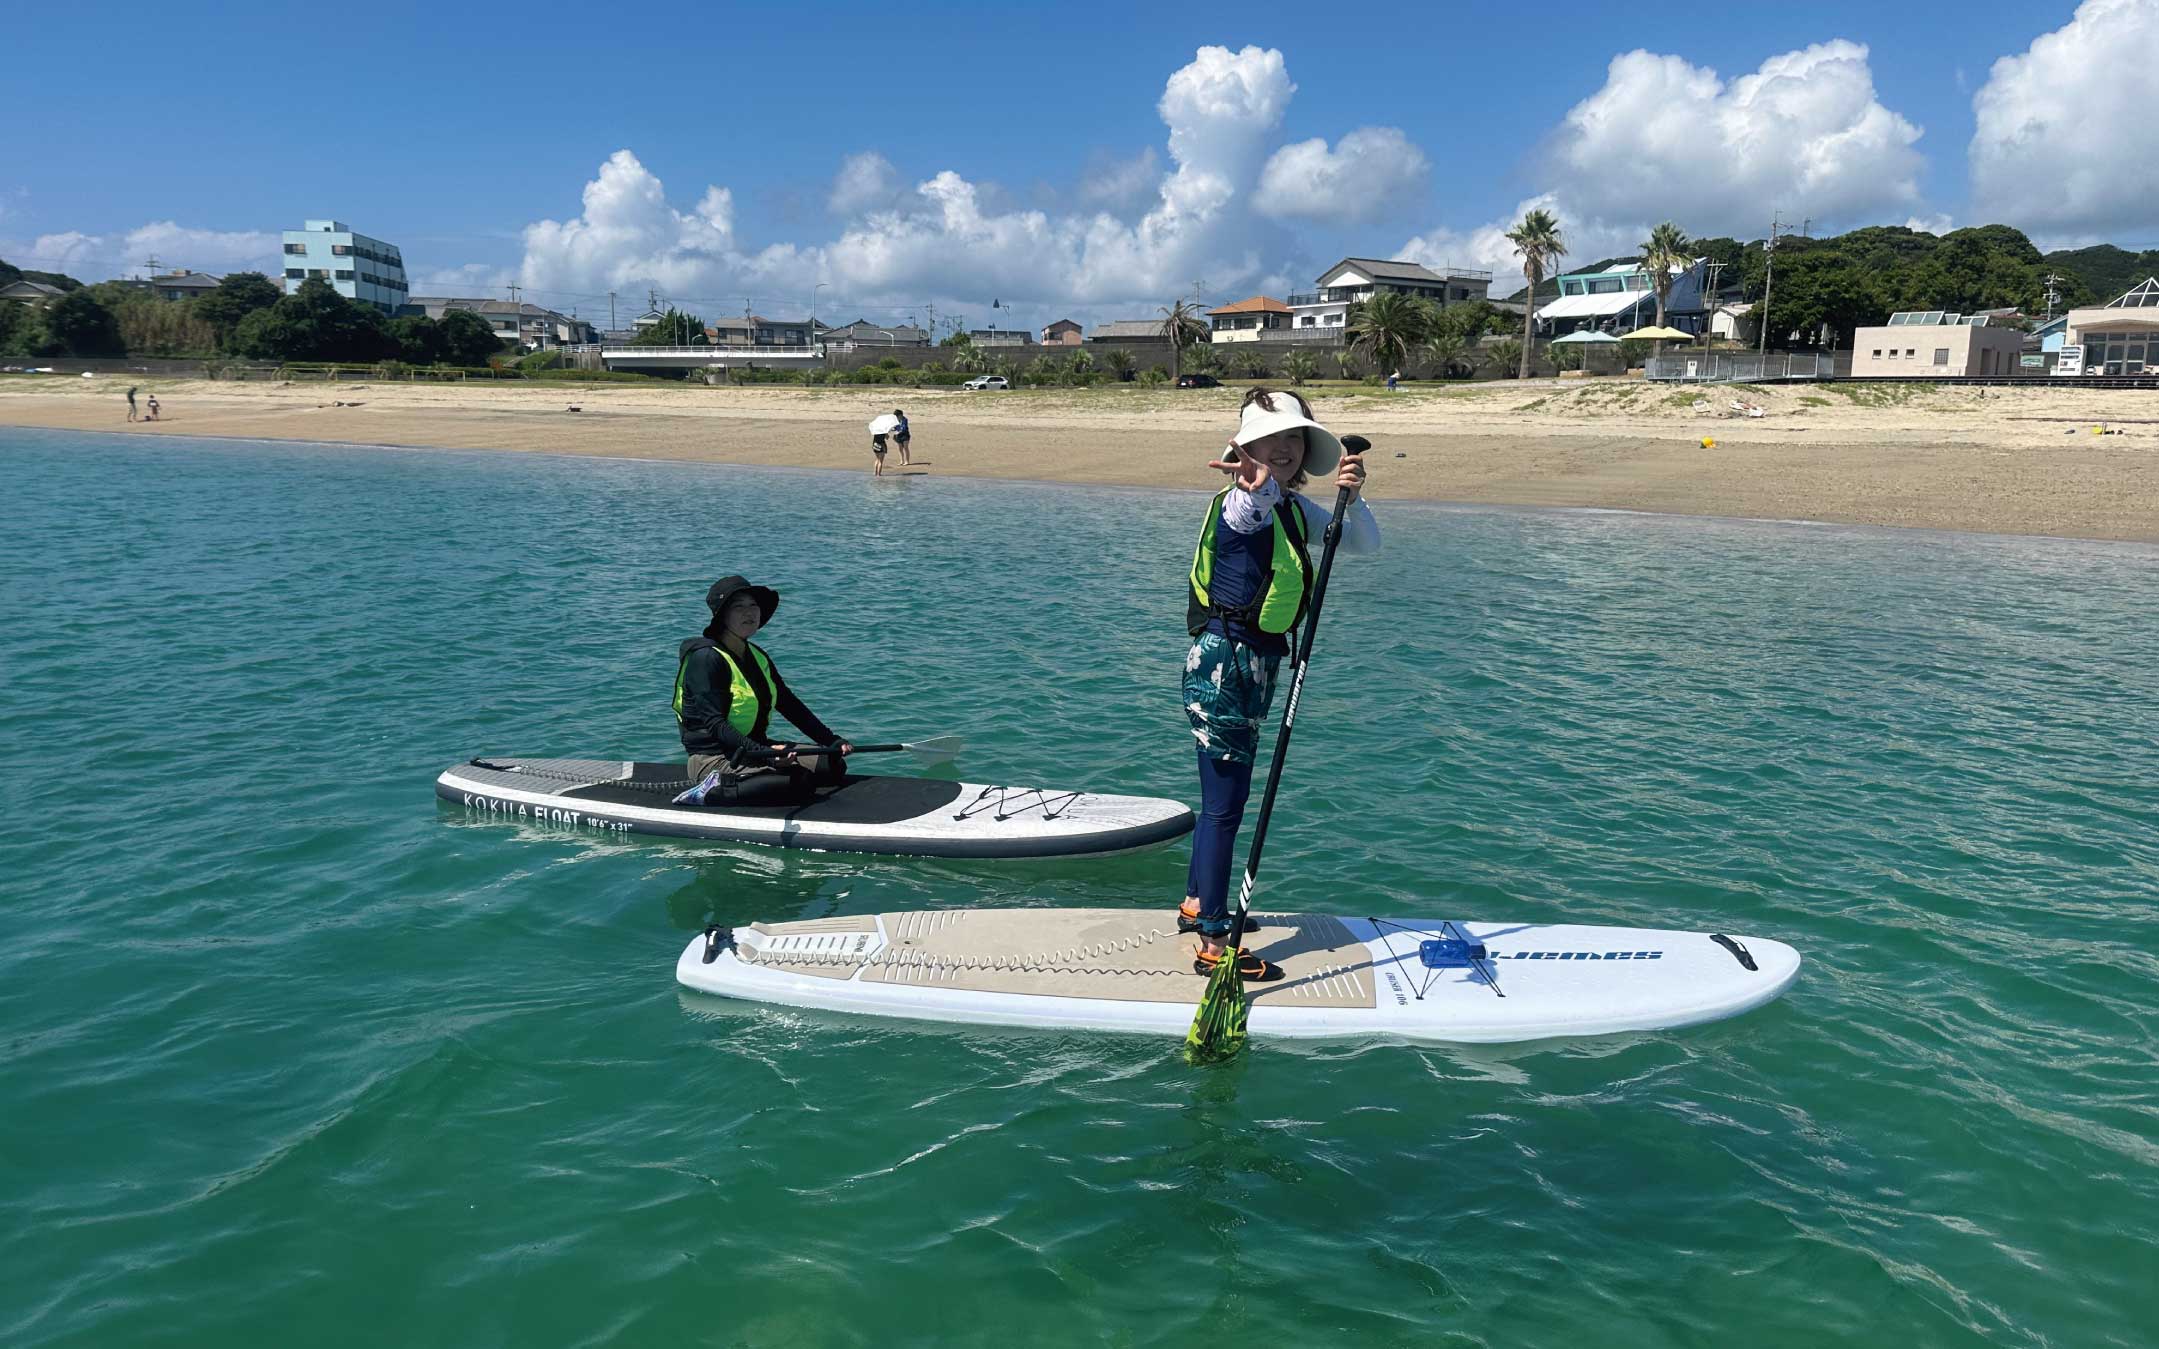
[674,575,853,805]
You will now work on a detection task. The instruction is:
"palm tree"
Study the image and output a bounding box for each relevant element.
[1157,299,1209,382]
[1422,330,1466,380]
[1282,350,1318,386]
[1640,221,1691,355]
[1104,347,1136,382]
[1506,208,1568,380]
[1231,346,1270,379]
[1184,346,1221,377]
[1345,290,1431,380]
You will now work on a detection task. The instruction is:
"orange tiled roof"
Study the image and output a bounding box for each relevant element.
[1208,295,1290,315]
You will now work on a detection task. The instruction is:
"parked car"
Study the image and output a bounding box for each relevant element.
[1175,373,1220,388]
[962,375,1010,390]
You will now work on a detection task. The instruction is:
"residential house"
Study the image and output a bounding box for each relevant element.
[1041,319,1083,346]
[0,279,67,307]
[2061,277,2159,376]
[968,328,1033,347]
[708,315,817,348]
[1287,257,1492,332]
[403,297,597,349]
[1087,320,1167,343]
[148,270,222,302]
[1207,296,1291,341]
[1537,259,1713,338]
[1851,312,2026,378]
[817,319,929,350]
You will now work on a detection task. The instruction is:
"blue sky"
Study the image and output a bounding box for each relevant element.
[7,1,2154,328]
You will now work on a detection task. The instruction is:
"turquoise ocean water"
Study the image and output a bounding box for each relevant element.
[3,427,2155,1347]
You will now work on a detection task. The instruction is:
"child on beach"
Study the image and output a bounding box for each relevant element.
[145,394,160,421]
[892,409,911,466]
[1179,388,1377,979]
[870,430,888,475]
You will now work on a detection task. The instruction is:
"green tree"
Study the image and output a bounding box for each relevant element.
[437,309,507,366]
[1184,345,1220,377]
[1104,347,1136,382]
[43,289,126,356]
[1345,290,1432,377]
[1640,221,1691,352]
[1138,366,1167,388]
[1281,349,1318,386]
[195,272,283,345]
[1229,346,1270,379]
[1066,347,1096,381]
[633,307,706,347]
[1505,208,1567,379]
[390,315,443,364]
[230,277,394,362]
[1155,298,1208,381]
[1488,336,1524,378]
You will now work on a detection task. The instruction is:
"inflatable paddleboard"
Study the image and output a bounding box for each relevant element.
[675,908,1799,1043]
[436,759,1192,858]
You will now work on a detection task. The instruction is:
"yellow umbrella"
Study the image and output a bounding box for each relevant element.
[1628,325,1692,341]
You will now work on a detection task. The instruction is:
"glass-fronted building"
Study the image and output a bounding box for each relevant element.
[2063,278,2159,376]
[280,220,407,313]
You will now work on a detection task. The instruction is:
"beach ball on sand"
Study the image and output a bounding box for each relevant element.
[1700,436,1716,449]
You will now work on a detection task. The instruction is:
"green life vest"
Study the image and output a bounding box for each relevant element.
[673,640,778,739]
[1186,486,1312,636]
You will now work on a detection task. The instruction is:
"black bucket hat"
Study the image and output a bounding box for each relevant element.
[706,575,779,623]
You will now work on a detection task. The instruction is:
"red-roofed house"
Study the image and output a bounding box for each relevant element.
[1207,296,1291,342]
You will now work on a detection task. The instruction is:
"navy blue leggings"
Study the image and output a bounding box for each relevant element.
[1184,747,1257,936]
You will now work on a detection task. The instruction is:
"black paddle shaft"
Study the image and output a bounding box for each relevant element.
[1226,436,1368,942]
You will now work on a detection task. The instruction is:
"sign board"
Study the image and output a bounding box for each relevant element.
[2020,353,2044,369]
[2053,344,2083,377]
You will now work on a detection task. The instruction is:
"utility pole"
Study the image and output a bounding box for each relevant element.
[924,302,936,340]
[1759,212,1785,356]
[2042,272,2063,322]
[608,291,617,331]
[507,282,521,305]
[1702,259,1727,345]
[141,254,164,278]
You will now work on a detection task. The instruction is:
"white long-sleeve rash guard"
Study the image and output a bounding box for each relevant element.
[1220,476,1381,554]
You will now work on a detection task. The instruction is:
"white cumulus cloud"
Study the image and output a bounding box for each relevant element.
[515,45,1302,316]
[1256,127,1430,222]
[1399,194,1643,297]
[19,221,279,278]
[1078,146,1161,211]
[828,152,902,216]
[1970,0,2159,243]
[1548,40,1924,235]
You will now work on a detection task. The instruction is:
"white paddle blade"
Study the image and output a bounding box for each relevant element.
[904,735,964,763]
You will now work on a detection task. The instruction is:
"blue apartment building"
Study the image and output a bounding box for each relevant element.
[281,220,408,313]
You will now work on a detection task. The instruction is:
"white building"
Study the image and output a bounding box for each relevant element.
[281,220,407,313]
[1286,258,1491,332]
[2061,277,2159,376]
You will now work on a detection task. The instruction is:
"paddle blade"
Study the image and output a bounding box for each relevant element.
[1184,949,1248,1063]
[903,735,964,763]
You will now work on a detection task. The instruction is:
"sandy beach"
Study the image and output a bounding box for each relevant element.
[4,373,2156,541]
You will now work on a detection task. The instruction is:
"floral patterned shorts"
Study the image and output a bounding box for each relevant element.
[1182,632,1281,766]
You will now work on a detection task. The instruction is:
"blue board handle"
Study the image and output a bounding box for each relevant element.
[1420,938,1489,969]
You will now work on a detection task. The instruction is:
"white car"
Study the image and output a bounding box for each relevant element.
[962,375,1010,390]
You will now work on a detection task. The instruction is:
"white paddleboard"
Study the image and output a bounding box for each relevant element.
[674,908,1799,1043]
[437,759,1192,858]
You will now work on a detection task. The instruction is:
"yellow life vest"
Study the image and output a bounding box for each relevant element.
[1186,486,1311,635]
[674,640,778,739]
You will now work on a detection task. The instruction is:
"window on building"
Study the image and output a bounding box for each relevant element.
[308,269,328,279]
[284,243,306,255]
[285,268,303,279]
[331,244,352,256]
[1871,349,1882,358]
[335,269,355,281]
[1933,348,1949,365]
[1906,348,1917,357]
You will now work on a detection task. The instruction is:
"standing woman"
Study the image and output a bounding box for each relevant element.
[869,428,889,476]
[1177,388,1377,979]
[892,408,911,466]
[674,576,854,806]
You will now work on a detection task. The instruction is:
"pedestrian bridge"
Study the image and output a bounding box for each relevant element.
[600,344,824,371]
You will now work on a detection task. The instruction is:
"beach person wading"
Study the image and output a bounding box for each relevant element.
[1178,388,1377,979]
[674,576,853,807]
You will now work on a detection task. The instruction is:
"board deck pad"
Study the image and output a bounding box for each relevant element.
[678,908,1802,1043]
[435,758,1193,858]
